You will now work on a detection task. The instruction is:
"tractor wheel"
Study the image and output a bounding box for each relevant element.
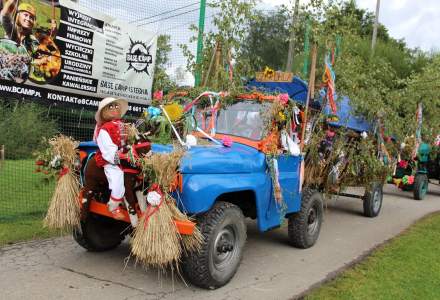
[363,182,383,217]
[414,174,428,200]
[288,189,323,249]
[182,201,246,289]
[73,213,127,252]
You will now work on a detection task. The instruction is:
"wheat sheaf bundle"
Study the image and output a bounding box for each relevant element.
[131,149,202,269]
[44,135,81,230]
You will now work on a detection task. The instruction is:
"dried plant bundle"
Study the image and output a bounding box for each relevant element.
[131,149,203,268]
[131,198,182,268]
[44,171,80,229]
[43,135,81,230]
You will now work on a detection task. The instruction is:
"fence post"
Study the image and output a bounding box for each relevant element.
[0,145,4,169]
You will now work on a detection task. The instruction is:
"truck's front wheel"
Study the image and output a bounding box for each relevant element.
[288,189,323,249]
[182,201,246,289]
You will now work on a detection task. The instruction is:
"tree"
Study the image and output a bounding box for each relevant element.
[240,8,291,72]
[180,0,257,90]
[152,35,176,92]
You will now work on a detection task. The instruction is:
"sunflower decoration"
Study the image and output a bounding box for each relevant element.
[163,103,184,122]
[263,66,275,78]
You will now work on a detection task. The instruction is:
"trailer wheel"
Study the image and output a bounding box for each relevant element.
[288,189,323,249]
[414,174,428,200]
[73,214,127,252]
[182,201,246,289]
[363,182,383,217]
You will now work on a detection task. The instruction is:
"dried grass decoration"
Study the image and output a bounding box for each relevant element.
[43,135,81,230]
[131,150,202,269]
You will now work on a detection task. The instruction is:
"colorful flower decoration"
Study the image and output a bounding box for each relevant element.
[398,160,408,169]
[153,90,163,101]
[402,175,414,185]
[147,106,162,118]
[278,93,289,105]
[163,103,184,122]
[278,111,286,121]
[221,136,233,147]
[263,66,275,77]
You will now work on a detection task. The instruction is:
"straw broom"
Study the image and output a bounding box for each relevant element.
[44,135,81,230]
[131,149,202,268]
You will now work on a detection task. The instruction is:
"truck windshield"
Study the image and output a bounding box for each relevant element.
[196,101,266,141]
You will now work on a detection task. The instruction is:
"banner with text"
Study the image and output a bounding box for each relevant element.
[0,0,156,107]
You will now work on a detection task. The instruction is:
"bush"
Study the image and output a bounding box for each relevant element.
[0,100,57,159]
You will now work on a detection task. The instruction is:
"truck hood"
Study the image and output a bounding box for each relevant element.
[152,143,266,174]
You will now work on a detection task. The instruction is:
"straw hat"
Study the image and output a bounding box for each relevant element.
[95,97,128,124]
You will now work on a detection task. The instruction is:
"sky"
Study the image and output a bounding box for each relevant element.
[261,0,440,52]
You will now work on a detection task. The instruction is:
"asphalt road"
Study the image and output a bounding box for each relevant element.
[2,184,440,300]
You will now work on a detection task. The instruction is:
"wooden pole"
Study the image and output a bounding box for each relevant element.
[0,145,4,169]
[300,44,317,152]
[371,0,380,51]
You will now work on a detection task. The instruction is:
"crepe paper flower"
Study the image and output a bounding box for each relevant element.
[278,111,286,121]
[163,103,184,121]
[147,106,161,118]
[402,175,413,185]
[326,130,336,138]
[278,93,289,105]
[398,160,408,169]
[222,136,233,147]
[153,90,163,101]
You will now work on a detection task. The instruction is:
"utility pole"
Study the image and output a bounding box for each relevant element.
[371,0,380,51]
[286,0,300,72]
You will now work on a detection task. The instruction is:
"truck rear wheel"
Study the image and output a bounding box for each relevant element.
[414,174,428,200]
[363,182,383,217]
[182,201,246,289]
[73,214,127,252]
[288,189,323,249]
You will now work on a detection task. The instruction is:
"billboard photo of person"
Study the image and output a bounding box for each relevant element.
[0,0,61,84]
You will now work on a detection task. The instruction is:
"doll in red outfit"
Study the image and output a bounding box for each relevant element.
[93,97,129,220]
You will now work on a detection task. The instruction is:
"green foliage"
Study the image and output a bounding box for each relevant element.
[152,35,176,92]
[240,8,291,71]
[180,0,257,90]
[0,100,57,159]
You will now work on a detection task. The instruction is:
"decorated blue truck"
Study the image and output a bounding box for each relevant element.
[74,91,324,289]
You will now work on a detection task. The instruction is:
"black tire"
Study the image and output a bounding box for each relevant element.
[414,174,428,200]
[73,213,127,252]
[288,189,323,249]
[182,201,246,289]
[363,182,383,217]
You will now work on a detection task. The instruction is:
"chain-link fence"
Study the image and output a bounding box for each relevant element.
[0,0,212,223]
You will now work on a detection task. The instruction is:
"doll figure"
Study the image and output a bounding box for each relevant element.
[93,97,129,220]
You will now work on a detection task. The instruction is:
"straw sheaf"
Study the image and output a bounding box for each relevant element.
[131,149,203,267]
[44,135,81,230]
[48,135,79,168]
[131,198,182,269]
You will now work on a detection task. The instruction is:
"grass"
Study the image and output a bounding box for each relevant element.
[0,216,59,247]
[306,213,440,300]
[0,160,58,246]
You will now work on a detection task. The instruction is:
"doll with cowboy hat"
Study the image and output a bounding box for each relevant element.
[93,97,131,221]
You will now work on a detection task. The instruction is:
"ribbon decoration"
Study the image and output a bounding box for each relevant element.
[322,52,337,114]
[142,183,164,229]
[414,102,423,158]
[58,166,69,179]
